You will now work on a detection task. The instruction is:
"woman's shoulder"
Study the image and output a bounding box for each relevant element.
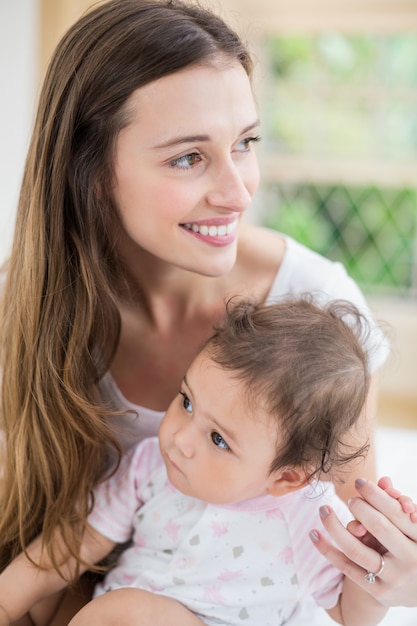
[237,225,351,299]
[238,225,380,314]
[235,224,285,300]
[238,223,285,265]
[237,226,389,371]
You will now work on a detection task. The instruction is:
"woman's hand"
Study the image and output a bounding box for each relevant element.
[310,477,417,607]
[347,477,417,551]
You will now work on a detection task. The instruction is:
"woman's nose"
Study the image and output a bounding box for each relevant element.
[206,161,253,212]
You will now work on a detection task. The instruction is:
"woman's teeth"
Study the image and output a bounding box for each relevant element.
[183,221,237,237]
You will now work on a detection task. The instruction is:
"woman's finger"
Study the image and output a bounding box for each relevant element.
[312,504,417,607]
[309,525,389,603]
[353,478,417,541]
[348,496,413,562]
[318,505,385,575]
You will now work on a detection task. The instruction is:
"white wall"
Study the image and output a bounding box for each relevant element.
[372,297,417,422]
[0,0,39,263]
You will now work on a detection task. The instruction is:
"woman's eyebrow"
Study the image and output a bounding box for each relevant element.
[152,119,260,150]
[154,134,210,149]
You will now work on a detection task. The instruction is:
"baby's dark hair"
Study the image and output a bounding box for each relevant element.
[205,297,371,482]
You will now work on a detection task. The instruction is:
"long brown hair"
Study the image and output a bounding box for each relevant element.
[0,0,252,571]
[206,297,371,482]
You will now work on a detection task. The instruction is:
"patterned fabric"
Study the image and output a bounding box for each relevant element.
[89,438,352,626]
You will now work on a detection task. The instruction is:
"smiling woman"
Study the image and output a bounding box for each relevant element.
[112,63,260,278]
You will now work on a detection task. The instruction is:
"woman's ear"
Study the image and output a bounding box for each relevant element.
[266,468,309,497]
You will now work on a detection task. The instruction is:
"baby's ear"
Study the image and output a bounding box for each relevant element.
[266,468,309,497]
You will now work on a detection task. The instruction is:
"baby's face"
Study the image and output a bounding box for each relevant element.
[158,351,279,505]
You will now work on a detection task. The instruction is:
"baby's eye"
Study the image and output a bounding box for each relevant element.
[179,391,193,413]
[211,431,230,451]
[235,135,261,152]
[170,153,202,169]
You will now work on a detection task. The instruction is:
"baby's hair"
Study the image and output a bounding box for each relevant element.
[205,297,371,482]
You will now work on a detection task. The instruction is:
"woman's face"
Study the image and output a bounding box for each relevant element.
[112,61,260,277]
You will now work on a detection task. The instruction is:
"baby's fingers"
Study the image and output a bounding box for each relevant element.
[353,479,417,542]
[377,476,417,519]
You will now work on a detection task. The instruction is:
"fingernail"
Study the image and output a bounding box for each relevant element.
[319,505,330,519]
[310,530,320,543]
[355,477,367,488]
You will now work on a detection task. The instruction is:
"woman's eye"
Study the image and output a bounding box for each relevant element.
[236,135,261,152]
[179,391,193,413]
[170,153,202,169]
[211,431,230,451]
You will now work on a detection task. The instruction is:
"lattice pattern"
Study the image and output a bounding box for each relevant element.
[264,183,417,295]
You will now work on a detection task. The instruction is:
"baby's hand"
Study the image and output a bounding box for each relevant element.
[377,476,417,522]
[346,519,386,553]
[346,476,417,549]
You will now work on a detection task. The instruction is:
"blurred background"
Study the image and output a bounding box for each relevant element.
[1,3,416,620]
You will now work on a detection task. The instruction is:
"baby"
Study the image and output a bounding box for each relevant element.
[0,298,388,626]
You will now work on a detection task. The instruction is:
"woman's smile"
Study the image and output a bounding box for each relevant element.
[181,217,238,246]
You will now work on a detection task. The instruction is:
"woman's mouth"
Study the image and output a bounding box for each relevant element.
[180,219,238,246]
[182,220,237,237]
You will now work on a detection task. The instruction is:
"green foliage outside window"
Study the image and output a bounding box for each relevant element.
[264,183,416,295]
[261,34,417,295]
[264,34,417,161]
